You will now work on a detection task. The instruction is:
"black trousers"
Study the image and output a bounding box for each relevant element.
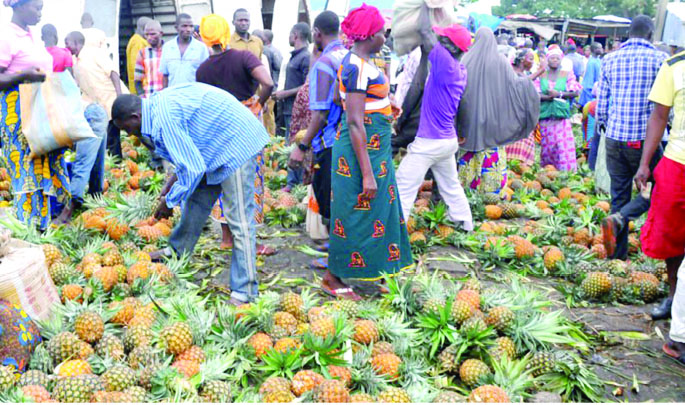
[312,148,332,221]
[107,120,123,159]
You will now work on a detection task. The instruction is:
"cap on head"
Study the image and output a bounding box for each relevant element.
[432,24,471,52]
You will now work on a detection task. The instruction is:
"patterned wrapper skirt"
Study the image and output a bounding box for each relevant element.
[0,299,42,373]
[0,86,70,229]
[458,147,508,195]
[329,112,413,280]
[505,128,537,167]
[539,118,577,172]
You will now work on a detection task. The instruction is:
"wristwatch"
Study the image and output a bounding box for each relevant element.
[298,143,310,152]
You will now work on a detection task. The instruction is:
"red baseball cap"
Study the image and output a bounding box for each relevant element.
[433,24,472,52]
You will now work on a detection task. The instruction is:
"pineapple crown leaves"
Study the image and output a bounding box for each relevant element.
[511,310,586,353]
[199,352,236,382]
[27,343,54,374]
[451,325,498,365]
[161,293,215,346]
[483,354,537,402]
[301,316,353,369]
[375,314,420,353]
[87,354,119,375]
[0,387,27,403]
[381,276,421,318]
[149,365,199,402]
[404,381,441,403]
[239,292,280,332]
[256,346,305,379]
[398,353,432,389]
[421,201,452,230]
[208,303,256,348]
[416,297,459,359]
[350,361,391,395]
[298,287,321,312]
[535,351,605,403]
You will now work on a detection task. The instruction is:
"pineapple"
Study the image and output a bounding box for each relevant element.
[280,292,304,319]
[351,393,376,402]
[576,261,595,275]
[459,359,491,387]
[128,345,158,370]
[313,379,350,403]
[451,300,474,325]
[259,377,292,396]
[138,365,160,390]
[137,226,163,242]
[467,385,510,403]
[310,317,336,339]
[74,311,104,344]
[113,265,128,284]
[461,317,488,334]
[47,332,81,363]
[371,341,395,357]
[272,311,298,337]
[161,322,193,355]
[21,385,52,403]
[128,305,157,328]
[106,218,130,241]
[463,278,482,292]
[119,241,138,253]
[528,352,555,376]
[49,262,79,286]
[123,325,154,353]
[377,387,411,403]
[200,380,232,402]
[42,244,62,267]
[591,244,608,259]
[61,284,84,303]
[605,259,628,277]
[508,236,535,259]
[126,261,152,285]
[93,266,118,292]
[573,228,592,247]
[422,298,445,314]
[101,365,137,391]
[485,306,514,333]
[484,205,503,220]
[434,391,462,403]
[56,359,92,377]
[543,247,564,270]
[95,334,124,360]
[124,386,147,403]
[499,203,518,219]
[435,224,455,239]
[0,365,14,391]
[263,390,296,403]
[409,231,427,244]
[17,370,50,389]
[52,374,104,403]
[151,263,174,283]
[102,249,124,267]
[273,337,301,354]
[581,272,612,299]
[110,297,141,324]
[371,353,402,378]
[482,193,501,205]
[327,365,352,387]
[248,332,273,358]
[291,370,325,396]
[489,337,516,360]
[172,359,200,378]
[457,289,481,310]
[91,391,134,403]
[307,306,327,323]
[331,299,359,319]
[353,320,379,345]
[176,345,206,363]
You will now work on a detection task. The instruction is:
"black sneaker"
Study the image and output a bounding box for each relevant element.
[651,297,673,321]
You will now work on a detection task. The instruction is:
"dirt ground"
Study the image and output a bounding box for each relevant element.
[191,223,685,402]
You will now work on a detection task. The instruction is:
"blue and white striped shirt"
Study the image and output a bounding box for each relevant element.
[142,83,269,208]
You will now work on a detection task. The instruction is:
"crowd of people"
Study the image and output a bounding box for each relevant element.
[0,0,684,364]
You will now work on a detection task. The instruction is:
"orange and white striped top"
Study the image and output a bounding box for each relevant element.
[337,52,391,116]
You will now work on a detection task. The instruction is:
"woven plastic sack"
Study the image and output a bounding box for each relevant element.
[393,0,458,56]
[595,135,611,194]
[305,185,329,241]
[0,239,59,321]
[19,72,96,157]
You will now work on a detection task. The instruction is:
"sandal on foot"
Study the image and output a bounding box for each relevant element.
[310,257,328,270]
[315,242,329,253]
[662,343,685,366]
[321,281,361,301]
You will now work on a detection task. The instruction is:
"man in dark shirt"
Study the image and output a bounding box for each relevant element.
[255,29,283,84]
[272,22,311,141]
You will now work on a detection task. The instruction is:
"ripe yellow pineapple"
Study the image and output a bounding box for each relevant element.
[459,359,491,387]
[161,322,193,355]
[581,272,612,299]
[61,284,83,303]
[291,370,324,396]
[176,345,206,363]
[42,244,62,266]
[248,332,273,358]
[105,218,130,241]
[128,305,156,328]
[409,231,427,244]
[273,337,301,353]
[21,385,52,403]
[327,365,352,387]
[451,300,474,325]
[377,387,411,403]
[543,247,564,270]
[310,317,336,339]
[259,377,292,396]
[485,306,514,333]
[371,353,402,378]
[350,393,376,402]
[93,266,118,292]
[484,205,503,220]
[313,379,350,403]
[280,292,304,319]
[508,236,536,259]
[490,337,517,360]
[467,385,510,403]
[371,341,395,357]
[127,261,151,285]
[74,311,104,343]
[110,297,141,324]
[457,289,481,310]
[172,359,201,378]
[353,320,379,345]
[273,311,298,337]
[57,359,92,377]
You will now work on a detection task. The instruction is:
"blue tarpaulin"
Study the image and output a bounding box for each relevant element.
[468,13,503,33]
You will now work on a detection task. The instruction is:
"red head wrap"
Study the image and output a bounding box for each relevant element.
[341,3,386,42]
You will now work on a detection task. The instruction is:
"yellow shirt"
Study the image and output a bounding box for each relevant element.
[649,52,685,165]
[126,33,149,94]
[74,45,128,119]
[229,32,263,59]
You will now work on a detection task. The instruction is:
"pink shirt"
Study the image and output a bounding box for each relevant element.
[46,46,73,73]
[0,22,53,74]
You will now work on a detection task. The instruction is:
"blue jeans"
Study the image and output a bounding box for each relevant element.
[168,157,258,302]
[588,134,601,171]
[71,104,107,204]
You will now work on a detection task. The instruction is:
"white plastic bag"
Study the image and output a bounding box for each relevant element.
[19,72,96,157]
[0,239,60,321]
[595,135,611,194]
[393,0,458,56]
[305,185,329,241]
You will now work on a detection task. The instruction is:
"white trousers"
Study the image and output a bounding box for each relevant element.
[396,137,473,231]
[672,260,685,343]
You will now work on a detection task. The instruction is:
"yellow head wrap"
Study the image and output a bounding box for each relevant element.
[200,14,231,50]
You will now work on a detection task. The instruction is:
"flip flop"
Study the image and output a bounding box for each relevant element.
[321,281,362,301]
[257,244,277,256]
[662,343,685,366]
[315,242,330,253]
[310,257,328,270]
